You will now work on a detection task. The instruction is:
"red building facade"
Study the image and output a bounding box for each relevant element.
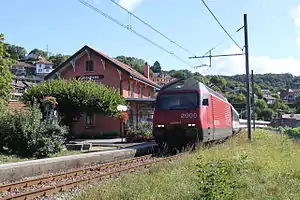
[45,45,160,137]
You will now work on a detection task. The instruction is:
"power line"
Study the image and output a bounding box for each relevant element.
[78,0,194,67]
[191,26,244,72]
[200,0,243,51]
[107,0,203,62]
[202,27,243,56]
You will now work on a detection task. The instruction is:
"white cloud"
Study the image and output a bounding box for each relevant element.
[292,4,300,27]
[199,46,300,76]
[119,0,144,11]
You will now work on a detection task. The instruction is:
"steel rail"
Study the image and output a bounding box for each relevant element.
[0,154,153,193]
[0,153,183,200]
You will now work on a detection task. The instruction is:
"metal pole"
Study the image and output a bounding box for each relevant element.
[244,14,251,140]
[251,70,255,131]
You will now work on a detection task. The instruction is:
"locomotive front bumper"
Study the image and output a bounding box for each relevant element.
[153,124,200,140]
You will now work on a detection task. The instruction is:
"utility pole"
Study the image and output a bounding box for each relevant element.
[251,70,255,131]
[188,13,251,140]
[244,14,251,140]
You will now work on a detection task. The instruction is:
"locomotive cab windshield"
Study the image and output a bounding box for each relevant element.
[156,92,199,111]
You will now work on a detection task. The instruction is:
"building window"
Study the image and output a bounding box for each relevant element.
[130,82,134,97]
[85,60,94,72]
[148,88,151,97]
[139,86,143,98]
[84,112,94,126]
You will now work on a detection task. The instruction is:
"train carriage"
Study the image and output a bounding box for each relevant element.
[152,78,237,150]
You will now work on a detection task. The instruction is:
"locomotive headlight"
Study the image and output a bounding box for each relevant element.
[188,124,196,127]
[156,125,165,128]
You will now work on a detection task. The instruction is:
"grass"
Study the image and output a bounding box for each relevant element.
[71,129,300,200]
[0,150,88,165]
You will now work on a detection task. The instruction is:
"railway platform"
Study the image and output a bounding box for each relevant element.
[0,141,157,184]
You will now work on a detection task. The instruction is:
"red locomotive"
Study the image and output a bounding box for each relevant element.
[152,78,240,150]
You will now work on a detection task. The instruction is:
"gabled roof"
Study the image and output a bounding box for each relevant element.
[12,61,35,68]
[45,45,160,89]
[36,60,53,65]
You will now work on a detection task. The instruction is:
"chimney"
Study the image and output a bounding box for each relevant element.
[144,62,150,79]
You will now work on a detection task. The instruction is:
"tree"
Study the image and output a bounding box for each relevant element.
[5,44,27,60]
[0,34,14,109]
[254,84,263,99]
[294,97,300,113]
[29,48,48,58]
[271,93,280,99]
[209,76,227,92]
[151,61,162,73]
[49,54,70,68]
[255,99,268,110]
[172,71,186,79]
[269,99,289,114]
[22,79,127,138]
[259,108,275,121]
[115,56,147,74]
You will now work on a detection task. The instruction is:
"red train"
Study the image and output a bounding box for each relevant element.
[152,78,240,150]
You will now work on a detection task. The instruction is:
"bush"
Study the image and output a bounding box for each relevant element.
[197,152,249,200]
[22,79,127,134]
[125,121,153,142]
[0,103,69,157]
[283,127,300,140]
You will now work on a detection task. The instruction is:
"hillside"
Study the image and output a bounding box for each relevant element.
[5,41,300,120]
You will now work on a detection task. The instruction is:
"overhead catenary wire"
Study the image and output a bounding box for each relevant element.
[202,27,243,56]
[78,0,194,67]
[107,0,204,64]
[200,0,243,52]
[194,27,244,73]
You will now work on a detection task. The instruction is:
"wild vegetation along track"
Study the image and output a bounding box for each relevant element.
[0,153,183,200]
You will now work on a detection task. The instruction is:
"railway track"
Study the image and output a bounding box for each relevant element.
[0,153,182,200]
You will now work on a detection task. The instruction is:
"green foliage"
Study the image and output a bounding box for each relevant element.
[255,99,268,110]
[151,61,162,73]
[0,103,68,157]
[197,153,248,200]
[169,69,193,79]
[22,79,126,137]
[294,97,300,113]
[271,93,280,99]
[5,44,27,60]
[72,130,300,200]
[209,75,227,92]
[193,74,209,85]
[0,34,14,104]
[226,93,246,110]
[49,54,70,68]
[254,84,264,99]
[269,99,290,114]
[283,127,300,140]
[29,48,48,58]
[115,55,149,74]
[259,108,275,121]
[25,67,36,76]
[255,99,278,120]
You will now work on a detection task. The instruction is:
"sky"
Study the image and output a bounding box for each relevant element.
[1,0,300,76]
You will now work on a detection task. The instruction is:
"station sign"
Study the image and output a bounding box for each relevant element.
[77,75,104,81]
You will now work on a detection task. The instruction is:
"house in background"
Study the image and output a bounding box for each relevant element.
[280,89,300,103]
[10,61,36,76]
[35,59,54,76]
[151,72,176,87]
[45,45,160,137]
[261,89,271,97]
[271,114,300,128]
[263,96,276,104]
